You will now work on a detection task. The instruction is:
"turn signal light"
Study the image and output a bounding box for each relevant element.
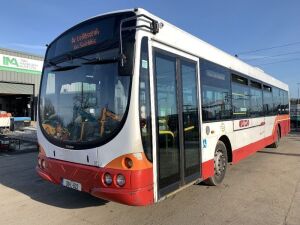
[124,157,133,169]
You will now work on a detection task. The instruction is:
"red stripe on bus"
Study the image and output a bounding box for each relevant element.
[232,135,273,163]
[201,159,214,179]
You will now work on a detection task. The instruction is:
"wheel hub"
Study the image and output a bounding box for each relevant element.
[214,150,226,176]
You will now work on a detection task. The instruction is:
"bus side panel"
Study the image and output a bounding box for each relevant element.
[232,115,290,163]
[232,137,271,164]
[232,117,266,163]
[264,116,276,145]
[200,115,290,179]
[278,116,290,137]
[201,121,234,180]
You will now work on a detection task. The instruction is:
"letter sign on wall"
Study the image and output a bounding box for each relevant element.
[0,54,43,75]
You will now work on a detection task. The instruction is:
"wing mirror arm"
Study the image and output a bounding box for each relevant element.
[119,14,160,67]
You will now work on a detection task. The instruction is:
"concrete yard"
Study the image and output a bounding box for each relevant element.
[0,134,299,225]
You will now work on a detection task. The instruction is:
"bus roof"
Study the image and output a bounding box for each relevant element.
[135,8,289,91]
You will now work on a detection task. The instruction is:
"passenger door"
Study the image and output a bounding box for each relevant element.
[152,44,201,198]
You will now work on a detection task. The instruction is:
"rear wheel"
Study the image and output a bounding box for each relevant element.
[269,126,280,148]
[204,141,228,186]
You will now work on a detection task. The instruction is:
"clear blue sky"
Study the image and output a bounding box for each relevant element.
[1,0,300,97]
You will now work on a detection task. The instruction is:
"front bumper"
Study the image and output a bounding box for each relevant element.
[36,155,153,206]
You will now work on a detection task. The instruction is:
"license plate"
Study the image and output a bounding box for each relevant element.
[62,179,82,191]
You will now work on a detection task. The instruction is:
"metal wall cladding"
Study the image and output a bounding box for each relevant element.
[0,82,34,95]
[0,48,44,96]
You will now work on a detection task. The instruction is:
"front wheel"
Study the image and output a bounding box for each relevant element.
[204,141,228,186]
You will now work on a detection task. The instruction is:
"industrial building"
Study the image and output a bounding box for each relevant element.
[0,47,43,121]
[290,99,300,131]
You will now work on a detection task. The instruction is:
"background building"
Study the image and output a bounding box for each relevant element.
[0,47,44,121]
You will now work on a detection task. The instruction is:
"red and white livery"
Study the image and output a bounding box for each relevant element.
[37,8,290,206]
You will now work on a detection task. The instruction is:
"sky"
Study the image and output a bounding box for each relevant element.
[1,0,300,97]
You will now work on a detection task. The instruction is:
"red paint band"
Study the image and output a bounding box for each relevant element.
[36,156,153,206]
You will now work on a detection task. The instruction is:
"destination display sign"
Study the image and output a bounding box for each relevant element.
[71,27,100,50]
[47,17,116,59]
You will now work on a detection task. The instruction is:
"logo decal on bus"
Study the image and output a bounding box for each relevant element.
[203,139,207,148]
[239,119,250,128]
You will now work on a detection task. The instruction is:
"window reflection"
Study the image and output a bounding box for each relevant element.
[39,55,130,145]
[201,60,231,121]
[250,88,263,117]
[232,82,250,118]
[155,53,180,187]
[181,62,200,176]
[139,37,152,161]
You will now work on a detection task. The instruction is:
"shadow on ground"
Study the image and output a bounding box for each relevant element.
[258,150,300,157]
[0,152,108,209]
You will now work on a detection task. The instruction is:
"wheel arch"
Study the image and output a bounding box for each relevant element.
[219,135,232,163]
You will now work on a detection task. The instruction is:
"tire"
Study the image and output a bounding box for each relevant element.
[269,126,280,148]
[204,141,228,186]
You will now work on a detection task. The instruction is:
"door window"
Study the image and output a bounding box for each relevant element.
[155,53,180,189]
[181,61,200,177]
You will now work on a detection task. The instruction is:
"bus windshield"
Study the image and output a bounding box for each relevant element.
[39,12,136,149]
[39,51,131,147]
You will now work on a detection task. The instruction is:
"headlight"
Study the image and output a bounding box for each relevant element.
[38,158,42,167]
[116,174,126,187]
[41,159,46,169]
[104,173,112,185]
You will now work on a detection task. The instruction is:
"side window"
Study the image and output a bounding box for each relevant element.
[280,90,289,114]
[263,85,273,116]
[200,60,231,121]
[232,74,250,118]
[284,91,289,114]
[280,90,285,114]
[139,37,152,161]
[273,87,280,115]
[250,81,263,117]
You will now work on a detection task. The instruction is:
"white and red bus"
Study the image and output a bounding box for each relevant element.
[37,8,290,206]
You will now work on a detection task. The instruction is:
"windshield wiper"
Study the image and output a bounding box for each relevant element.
[47,52,88,70]
[83,56,120,65]
[47,54,119,71]
[47,53,83,72]
[51,65,80,72]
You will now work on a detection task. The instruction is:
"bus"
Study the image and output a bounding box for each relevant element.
[36,8,290,206]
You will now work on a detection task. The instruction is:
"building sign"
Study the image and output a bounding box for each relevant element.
[0,54,43,75]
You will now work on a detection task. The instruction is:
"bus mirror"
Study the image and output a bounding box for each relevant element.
[118,58,132,76]
[118,42,134,76]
